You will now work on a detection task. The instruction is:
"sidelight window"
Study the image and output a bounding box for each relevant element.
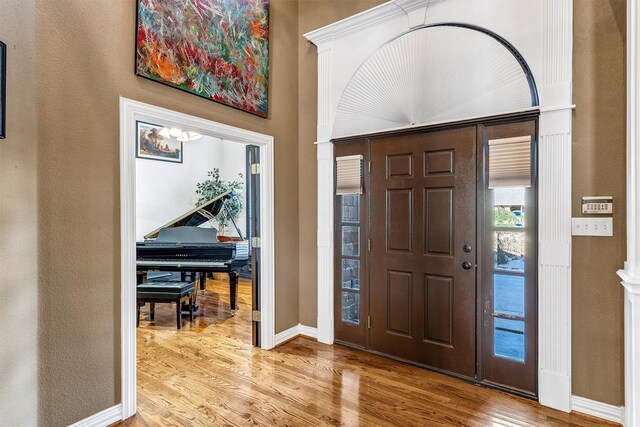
[340,195,361,324]
[491,189,527,362]
[480,120,537,395]
[487,136,533,363]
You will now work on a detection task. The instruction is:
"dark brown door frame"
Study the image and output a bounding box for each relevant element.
[332,110,540,397]
[247,144,261,347]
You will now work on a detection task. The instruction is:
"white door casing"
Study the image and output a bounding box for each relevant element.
[618,0,640,425]
[119,97,276,419]
[305,0,574,412]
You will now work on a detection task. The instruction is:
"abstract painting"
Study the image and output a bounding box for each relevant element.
[135,0,270,117]
[136,121,183,163]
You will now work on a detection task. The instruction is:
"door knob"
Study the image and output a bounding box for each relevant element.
[462,261,473,270]
[463,244,472,253]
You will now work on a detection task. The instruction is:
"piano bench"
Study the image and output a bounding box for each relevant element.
[136,281,195,330]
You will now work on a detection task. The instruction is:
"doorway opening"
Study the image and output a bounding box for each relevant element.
[119,98,275,418]
[333,113,538,397]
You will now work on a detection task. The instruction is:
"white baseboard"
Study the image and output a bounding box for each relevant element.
[67,404,123,427]
[538,370,572,412]
[274,324,300,345]
[299,324,318,339]
[572,395,624,425]
[274,324,318,346]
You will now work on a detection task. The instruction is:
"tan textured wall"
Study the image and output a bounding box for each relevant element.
[36,1,299,425]
[21,0,629,423]
[572,0,625,405]
[0,1,39,425]
[297,0,386,327]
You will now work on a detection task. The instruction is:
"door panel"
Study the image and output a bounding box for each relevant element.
[425,189,453,255]
[369,127,477,378]
[387,270,413,337]
[387,189,413,252]
[387,153,413,177]
[424,274,453,346]
[425,150,454,175]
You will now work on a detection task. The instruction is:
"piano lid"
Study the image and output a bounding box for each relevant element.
[143,189,233,240]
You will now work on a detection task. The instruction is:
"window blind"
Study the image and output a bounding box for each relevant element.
[488,136,531,188]
[336,155,363,195]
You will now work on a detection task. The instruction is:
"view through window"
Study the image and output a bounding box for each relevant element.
[492,187,526,361]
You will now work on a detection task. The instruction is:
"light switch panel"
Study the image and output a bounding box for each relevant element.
[572,217,613,237]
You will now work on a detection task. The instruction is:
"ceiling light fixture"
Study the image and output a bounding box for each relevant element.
[158,127,171,139]
[176,131,202,142]
[159,127,203,142]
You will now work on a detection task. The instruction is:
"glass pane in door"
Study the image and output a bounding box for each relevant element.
[494,231,525,272]
[342,226,360,256]
[342,194,360,223]
[494,274,524,317]
[341,292,360,324]
[341,259,360,290]
[494,317,525,362]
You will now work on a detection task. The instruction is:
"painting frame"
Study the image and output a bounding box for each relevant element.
[0,40,6,139]
[136,121,183,164]
[134,0,270,119]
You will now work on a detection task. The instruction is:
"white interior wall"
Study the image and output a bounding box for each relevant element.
[135,135,247,240]
[218,139,249,237]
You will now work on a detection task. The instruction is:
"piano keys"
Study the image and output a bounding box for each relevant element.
[136,189,250,314]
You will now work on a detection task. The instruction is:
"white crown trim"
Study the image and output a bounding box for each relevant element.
[304,2,403,47]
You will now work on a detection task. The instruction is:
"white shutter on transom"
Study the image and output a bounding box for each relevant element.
[336,155,363,195]
[488,136,532,188]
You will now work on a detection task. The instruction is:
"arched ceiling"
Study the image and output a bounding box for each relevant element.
[332,24,537,138]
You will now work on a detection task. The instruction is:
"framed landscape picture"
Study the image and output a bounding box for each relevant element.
[135,0,270,118]
[0,41,6,139]
[136,121,183,163]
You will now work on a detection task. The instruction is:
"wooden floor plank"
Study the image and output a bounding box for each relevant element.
[116,278,617,427]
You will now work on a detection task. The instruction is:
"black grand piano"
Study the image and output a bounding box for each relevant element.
[136,189,249,313]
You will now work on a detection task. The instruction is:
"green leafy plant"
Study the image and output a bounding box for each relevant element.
[195,168,244,233]
[494,206,519,226]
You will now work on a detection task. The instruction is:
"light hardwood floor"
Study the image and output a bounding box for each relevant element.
[118,278,617,426]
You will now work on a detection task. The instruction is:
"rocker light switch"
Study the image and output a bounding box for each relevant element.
[572,217,613,237]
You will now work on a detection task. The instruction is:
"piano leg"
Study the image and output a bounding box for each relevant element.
[199,272,206,295]
[189,291,195,322]
[181,272,200,313]
[176,300,182,329]
[229,271,239,315]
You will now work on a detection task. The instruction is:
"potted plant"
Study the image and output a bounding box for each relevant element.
[195,168,244,236]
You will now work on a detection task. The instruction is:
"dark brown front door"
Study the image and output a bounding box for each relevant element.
[368,127,477,377]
